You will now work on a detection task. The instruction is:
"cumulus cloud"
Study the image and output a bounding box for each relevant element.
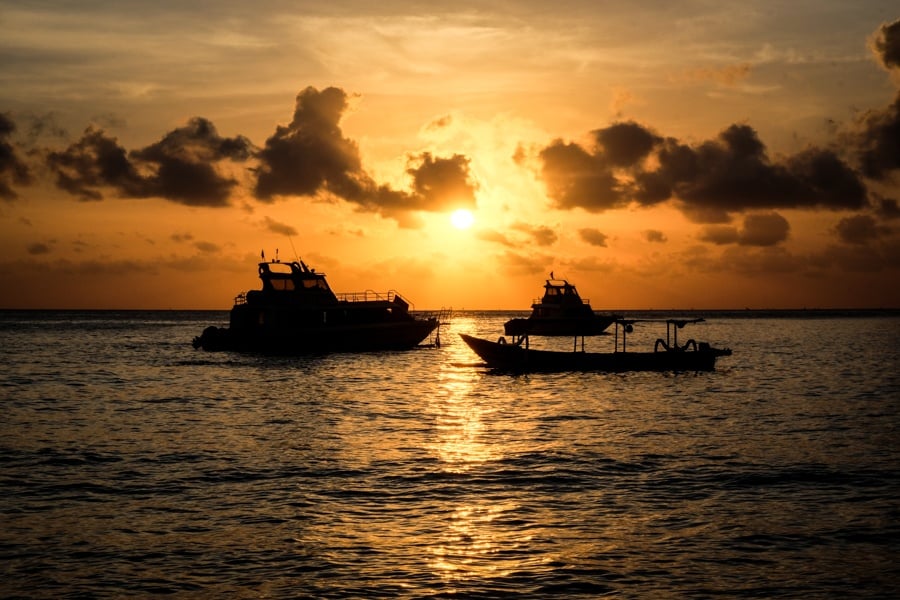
[851,95,900,180]
[0,113,34,201]
[47,118,252,206]
[869,18,900,71]
[834,214,892,244]
[253,87,476,225]
[541,120,868,223]
[579,228,609,247]
[700,212,790,247]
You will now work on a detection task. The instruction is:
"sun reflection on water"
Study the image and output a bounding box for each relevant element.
[423,316,548,587]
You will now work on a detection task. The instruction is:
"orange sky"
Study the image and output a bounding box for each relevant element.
[1,3,899,309]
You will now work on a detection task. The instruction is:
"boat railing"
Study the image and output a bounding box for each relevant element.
[336,289,401,304]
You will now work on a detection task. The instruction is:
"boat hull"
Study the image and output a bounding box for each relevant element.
[194,319,438,353]
[459,333,730,372]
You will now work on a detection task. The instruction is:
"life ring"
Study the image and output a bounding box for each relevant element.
[498,336,507,345]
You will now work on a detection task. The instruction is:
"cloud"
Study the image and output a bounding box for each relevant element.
[643,229,667,243]
[540,120,869,223]
[26,242,51,255]
[579,228,609,247]
[476,229,514,247]
[47,127,142,201]
[194,241,220,253]
[540,121,661,213]
[834,214,892,244]
[869,18,900,71]
[851,94,900,180]
[700,212,790,246]
[129,117,254,206]
[676,63,753,87]
[407,152,477,211]
[0,113,34,201]
[46,118,252,206]
[512,222,557,246]
[252,86,476,225]
[876,196,900,219]
[263,216,298,236]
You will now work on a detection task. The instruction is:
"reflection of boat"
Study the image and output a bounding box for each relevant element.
[193,259,442,353]
[503,275,619,336]
[460,318,732,373]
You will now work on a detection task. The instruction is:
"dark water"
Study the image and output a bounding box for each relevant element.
[1,310,899,598]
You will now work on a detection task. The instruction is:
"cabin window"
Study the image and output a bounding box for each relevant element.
[271,278,295,291]
[302,279,329,290]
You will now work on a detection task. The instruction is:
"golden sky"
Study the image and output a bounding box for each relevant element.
[2,1,899,309]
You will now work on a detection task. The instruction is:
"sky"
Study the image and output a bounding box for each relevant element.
[1,1,900,310]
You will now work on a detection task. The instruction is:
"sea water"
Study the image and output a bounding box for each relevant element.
[1,310,899,598]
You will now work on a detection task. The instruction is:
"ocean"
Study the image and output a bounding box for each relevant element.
[1,310,899,598]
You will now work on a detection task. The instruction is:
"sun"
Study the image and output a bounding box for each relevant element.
[450,208,475,230]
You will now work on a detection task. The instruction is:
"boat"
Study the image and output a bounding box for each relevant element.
[460,318,732,372]
[503,274,620,336]
[193,257,443,353]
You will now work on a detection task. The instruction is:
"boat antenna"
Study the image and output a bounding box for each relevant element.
[288,235,300,262]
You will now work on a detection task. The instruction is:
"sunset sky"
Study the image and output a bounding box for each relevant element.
[2,1,899,310]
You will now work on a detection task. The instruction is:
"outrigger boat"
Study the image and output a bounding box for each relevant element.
[460,318,732,373]
[503,275,619,336]
[193,256,444,353]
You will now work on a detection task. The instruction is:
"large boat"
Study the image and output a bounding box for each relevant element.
[193,258,442,353]
[460,318,732,373]
[503,275,619,336]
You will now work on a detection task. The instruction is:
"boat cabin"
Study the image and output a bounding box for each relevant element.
[243,260,339,305]
[532,279,593,318]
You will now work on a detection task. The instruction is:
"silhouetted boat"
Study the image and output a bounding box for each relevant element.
[460,318,732,372]
[503,275,619,336]
[193,259,442,353]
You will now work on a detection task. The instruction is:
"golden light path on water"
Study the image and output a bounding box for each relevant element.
[425,314,545,587]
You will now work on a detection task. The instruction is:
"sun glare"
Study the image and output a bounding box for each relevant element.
[450,209,475,230]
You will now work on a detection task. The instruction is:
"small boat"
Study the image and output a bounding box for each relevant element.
[503,275,619,336]
[193,258,443,353]
[460,318,732,372]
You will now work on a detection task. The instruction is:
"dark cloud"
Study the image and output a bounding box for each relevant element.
[541,121,869,222]
[263,216,298,236]
[579,228,609,247]
[834,214,892,244]
[869,18,900,71]
[644,229,667,243]
[852,94,900,180]
[592,121,662,167]
[407,153,477,211]
[254,86,362,201]
[253,87,476,225]
[700,212,790,247]
[540,140,623,212]
[699,225,739,245]
[739,212,791,246]
[512,222,557,246]
[0,113,34,201]
[876,196,900,220]
[47,127,143,201]
[47,118,251,206]
[194,241,220,253]
[26,242,51,255]
[130,117,254,207]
